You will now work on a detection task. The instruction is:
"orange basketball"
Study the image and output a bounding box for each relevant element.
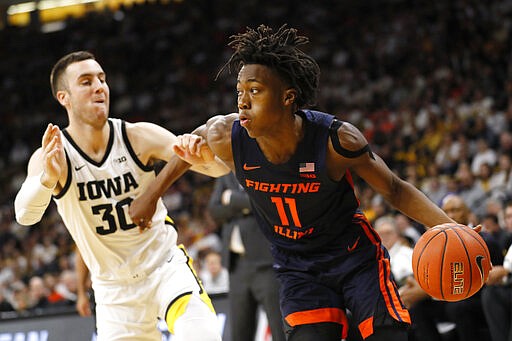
[412,223,492,302]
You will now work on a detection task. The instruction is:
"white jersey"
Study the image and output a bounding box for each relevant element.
[54,118,177,284]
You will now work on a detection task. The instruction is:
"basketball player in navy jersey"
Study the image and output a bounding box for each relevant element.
[130,25,457,340]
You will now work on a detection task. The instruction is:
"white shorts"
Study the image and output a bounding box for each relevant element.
[92,245,218,340]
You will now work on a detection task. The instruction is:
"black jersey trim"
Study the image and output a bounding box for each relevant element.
[165,216,178,232]
[120,120,154,172]
[53,150,72,199]
[329,119,375,159]
[61,120,115,167]
[164,291,193,324]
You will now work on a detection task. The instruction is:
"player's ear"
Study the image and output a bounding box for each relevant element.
[284,89,297,106]
[56,90,69,107]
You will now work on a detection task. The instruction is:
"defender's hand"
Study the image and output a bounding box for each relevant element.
[41,123,65,188]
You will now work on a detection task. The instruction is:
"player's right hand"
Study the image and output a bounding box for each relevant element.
[40,123,65,188]
[76,291,92,317]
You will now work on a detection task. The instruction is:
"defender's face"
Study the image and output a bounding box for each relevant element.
[61,59,110,127]
[236,64,290,138]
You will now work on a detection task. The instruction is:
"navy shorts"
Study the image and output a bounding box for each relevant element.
[273,213,410,339]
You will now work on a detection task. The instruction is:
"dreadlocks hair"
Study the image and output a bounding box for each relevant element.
[218,24,321,108]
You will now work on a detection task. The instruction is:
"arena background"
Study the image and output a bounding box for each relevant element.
[1,1,511,340]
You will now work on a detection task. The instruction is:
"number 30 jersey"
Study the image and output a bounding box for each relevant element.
[54,118,176,284]
[232,110,360,255]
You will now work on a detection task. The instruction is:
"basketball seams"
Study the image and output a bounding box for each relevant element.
[413,228,444,291]
[458,227,492,260]
[439,231,447,300]
[450,227,473,298]
[412,222,491,302]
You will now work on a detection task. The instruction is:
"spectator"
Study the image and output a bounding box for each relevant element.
[55,269,78,304]
[481,200,512,341]
[0,285,14,312]
[489,152,512,201]
[199,250,229,295]
[394,213,423,246]
[481,213,511,256]
[28,275,50,311]
[454,162,488,218]
[471,138,497,176]
[9,280,30,315]
[374,215,413,286]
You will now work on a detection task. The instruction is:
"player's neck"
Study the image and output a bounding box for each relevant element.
[257,113,304,164]
[66,120,111,162]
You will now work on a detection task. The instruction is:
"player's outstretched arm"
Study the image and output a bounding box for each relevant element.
[129,152,194,231]
[329,121,454,228]
[129,115,235,230]
[126,121,230,177]
[14,123,66,226]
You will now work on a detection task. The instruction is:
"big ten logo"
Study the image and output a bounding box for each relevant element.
[114,156,127,164]
[451,262,464,295]
[0,330,49,341]
[156,313,227,340]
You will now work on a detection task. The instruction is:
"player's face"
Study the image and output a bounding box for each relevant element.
[236,64,291,138]
[62,59,110,127]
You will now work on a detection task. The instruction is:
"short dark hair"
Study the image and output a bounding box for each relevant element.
[219,24,320,108]
[504,200,512,209]
[50,51,96,99]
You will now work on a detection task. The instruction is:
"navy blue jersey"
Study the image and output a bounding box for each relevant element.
[232,110,360,254]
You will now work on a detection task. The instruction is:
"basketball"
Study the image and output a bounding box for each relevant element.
[412,223,492,302]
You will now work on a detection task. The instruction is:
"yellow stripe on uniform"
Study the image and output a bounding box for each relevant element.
[165,244,216,334]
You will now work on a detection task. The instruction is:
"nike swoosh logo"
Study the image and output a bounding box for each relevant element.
[475,255,485,283]
[243,163,261,171]
[74,164,86,171]
[347,237,360,252]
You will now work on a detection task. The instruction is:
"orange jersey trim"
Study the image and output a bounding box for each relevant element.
[356,214,411,326]
[285,307,348,339]
[359,317,374,339]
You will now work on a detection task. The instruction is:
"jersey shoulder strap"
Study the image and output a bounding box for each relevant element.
[328,119,374,159]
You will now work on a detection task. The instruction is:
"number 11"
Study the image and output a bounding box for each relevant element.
[270,197,302,227]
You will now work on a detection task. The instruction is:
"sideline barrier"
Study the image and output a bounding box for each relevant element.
[0,293,271,341]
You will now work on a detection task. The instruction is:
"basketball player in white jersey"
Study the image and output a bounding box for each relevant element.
[14,51,227,341]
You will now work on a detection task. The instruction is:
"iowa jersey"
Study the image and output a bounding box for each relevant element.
[54,119,176,283]
[232,110,360,254]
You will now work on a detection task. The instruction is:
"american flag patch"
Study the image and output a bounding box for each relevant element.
[299,162,315,173]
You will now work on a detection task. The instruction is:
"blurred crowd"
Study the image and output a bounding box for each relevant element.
[1,0,512,335]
